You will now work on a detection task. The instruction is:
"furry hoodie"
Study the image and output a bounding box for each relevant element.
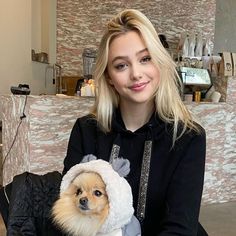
[60,155,141,236]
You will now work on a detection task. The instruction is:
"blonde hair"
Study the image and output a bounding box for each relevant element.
[92,9,201,144]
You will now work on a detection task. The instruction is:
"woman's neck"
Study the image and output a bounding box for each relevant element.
[119,101,155,132]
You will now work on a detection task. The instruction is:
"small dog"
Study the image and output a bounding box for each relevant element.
[52,171,109,236]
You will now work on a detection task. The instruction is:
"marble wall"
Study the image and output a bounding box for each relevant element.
[57,0,216,76]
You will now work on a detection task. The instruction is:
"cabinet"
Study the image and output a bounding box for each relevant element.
[62,76,84,96]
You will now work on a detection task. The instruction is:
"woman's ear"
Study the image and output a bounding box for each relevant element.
[108,78,114,86]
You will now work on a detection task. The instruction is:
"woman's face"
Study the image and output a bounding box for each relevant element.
[107,31,160,106]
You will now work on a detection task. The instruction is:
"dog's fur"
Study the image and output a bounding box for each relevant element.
[52,171,109,236]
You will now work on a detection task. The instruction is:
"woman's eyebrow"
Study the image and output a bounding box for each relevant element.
[111,48,148,64]
[111,56,128,64]
[136,48,148,55]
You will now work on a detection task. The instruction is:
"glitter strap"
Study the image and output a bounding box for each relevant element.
[136,140,152,222]
[109,144,120,163]
[109,136,152,223]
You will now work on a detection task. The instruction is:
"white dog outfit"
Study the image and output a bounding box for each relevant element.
[60,155,141,236]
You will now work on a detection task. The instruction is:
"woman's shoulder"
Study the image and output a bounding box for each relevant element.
[160,117,206,149]
[154,114,205,138]
[76,113,98,128]
[175,122,206,149]
[185,122,206,139]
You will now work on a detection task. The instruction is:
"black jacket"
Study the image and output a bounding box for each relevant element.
[63,111,207,236]
[5,171,63,236]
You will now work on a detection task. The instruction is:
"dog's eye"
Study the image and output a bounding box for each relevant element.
[76,188,82,195]
[94,190,102,197]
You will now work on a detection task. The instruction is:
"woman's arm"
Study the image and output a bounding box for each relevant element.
[62,116,98,175]
[160,130,206,236]
[62,118,85,175]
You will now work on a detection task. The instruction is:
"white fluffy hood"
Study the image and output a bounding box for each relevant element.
[60,156,134,234]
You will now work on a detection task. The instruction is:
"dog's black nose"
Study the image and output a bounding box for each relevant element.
[80,197,88,206]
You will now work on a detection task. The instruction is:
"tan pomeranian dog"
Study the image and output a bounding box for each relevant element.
[52,171,109,236]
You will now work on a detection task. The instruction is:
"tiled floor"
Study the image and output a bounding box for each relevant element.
[200,201,236,236]
[0,214,5,236]
[0,201,236,235]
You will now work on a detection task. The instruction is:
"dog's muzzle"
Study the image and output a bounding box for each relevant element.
[79,197,89,210]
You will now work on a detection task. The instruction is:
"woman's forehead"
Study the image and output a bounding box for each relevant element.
[108,31,147,59]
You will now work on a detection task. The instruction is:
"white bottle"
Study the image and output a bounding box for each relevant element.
[195,33,203,57]
[203,37,212,56]
[188,32,196,57]
[182,34,189,58]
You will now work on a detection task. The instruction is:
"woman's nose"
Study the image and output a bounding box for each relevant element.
[130,64,142,80]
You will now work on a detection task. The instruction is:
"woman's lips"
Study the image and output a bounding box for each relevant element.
[129,82,149,91]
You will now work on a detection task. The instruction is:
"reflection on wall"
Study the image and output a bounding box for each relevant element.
[57,0,216,76]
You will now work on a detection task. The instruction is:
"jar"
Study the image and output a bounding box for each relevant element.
[194,91,201,102]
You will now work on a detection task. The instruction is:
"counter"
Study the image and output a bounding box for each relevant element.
[0,76,235,204]
[0,95,94,184]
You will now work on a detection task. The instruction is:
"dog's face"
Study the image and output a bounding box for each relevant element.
[65,171,109,216]
[52,171,109,235]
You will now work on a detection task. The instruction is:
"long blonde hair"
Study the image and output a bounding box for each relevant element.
[92,9,201,144]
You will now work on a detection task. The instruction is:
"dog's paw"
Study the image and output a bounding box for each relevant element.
[111,158,130,177]
[81,154,97,163]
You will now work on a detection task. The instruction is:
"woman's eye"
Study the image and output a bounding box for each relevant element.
[114,63,127,70]
[94,190,102,197]
[141,56,151,63]
[76,188,82,195]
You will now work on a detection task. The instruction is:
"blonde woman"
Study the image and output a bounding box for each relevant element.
[62,9,207,236]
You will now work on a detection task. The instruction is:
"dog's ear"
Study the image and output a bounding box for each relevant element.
[111,158,130,177]
[81,154,97,163]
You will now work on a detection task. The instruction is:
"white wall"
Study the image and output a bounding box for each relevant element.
[0,0,56,95]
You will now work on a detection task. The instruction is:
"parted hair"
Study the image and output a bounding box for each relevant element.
[91,9,201,144]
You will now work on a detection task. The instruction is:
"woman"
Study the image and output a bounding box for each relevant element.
[63,9,207,236]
